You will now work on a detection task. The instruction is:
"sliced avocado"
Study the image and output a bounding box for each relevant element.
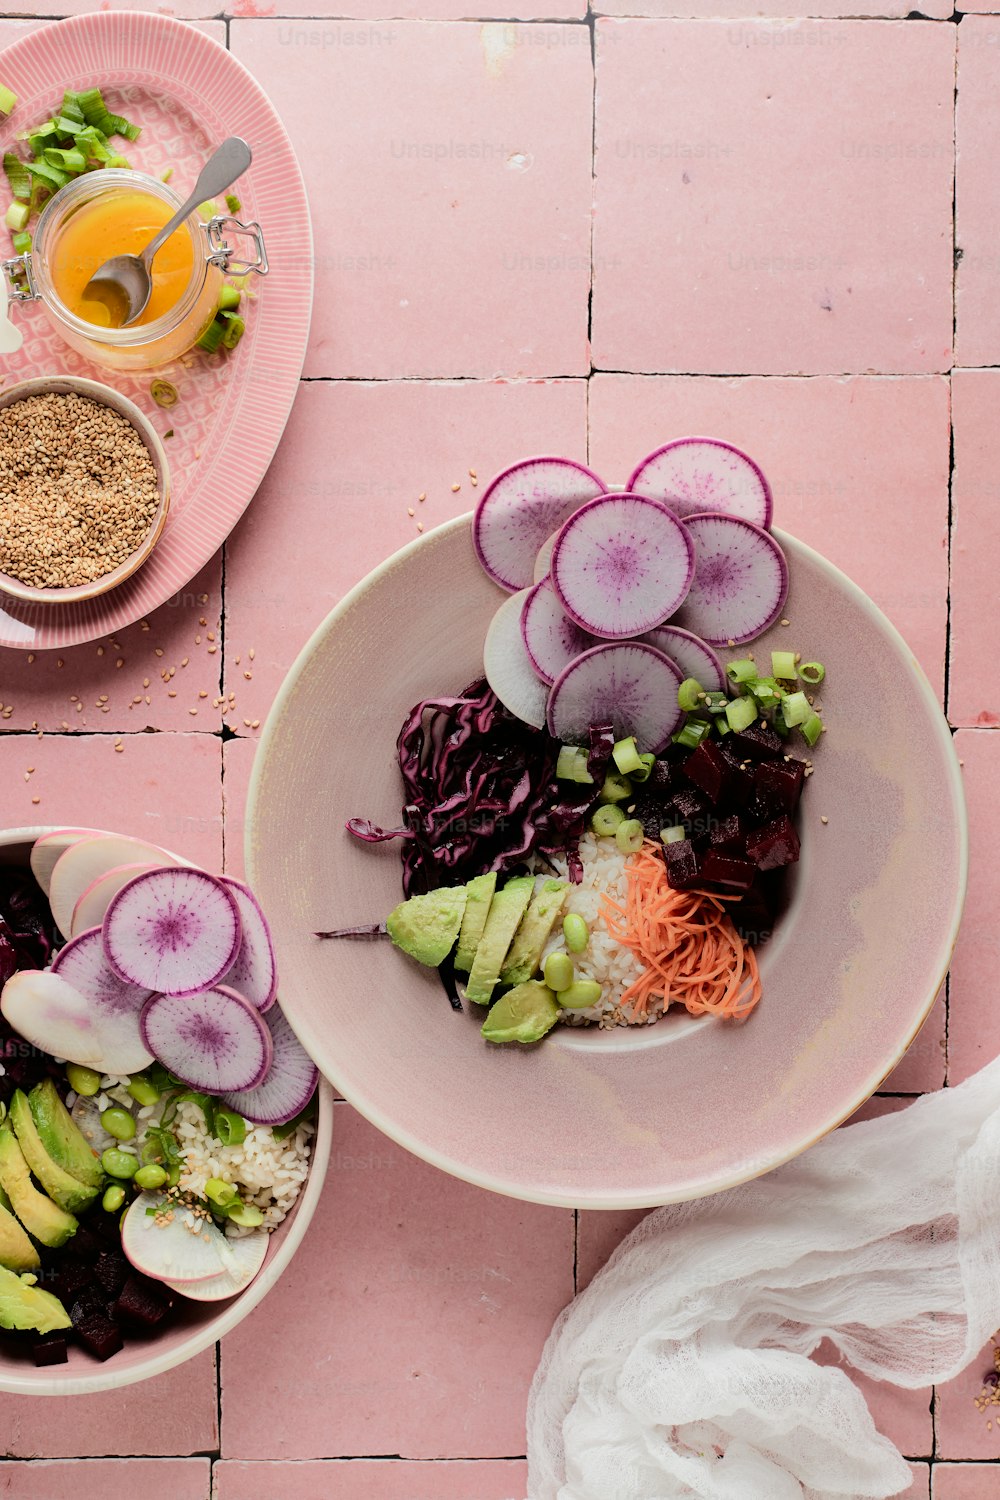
[0,1263,71,1334]
[0,1123,77,1249]
[10,1091,98,1213]
[27,1086,103,1188]
[454,871,498,973]
[0,1199,40,1274]
[386,884,468,968]
[28,1080,104,1192]
[465,875,535,1007]
[500,879,569,986]
[0,1186,11,1214]
[481,981,560,1045]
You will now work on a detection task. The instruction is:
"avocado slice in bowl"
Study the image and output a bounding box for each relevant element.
[28,1079,104,1192]
[0,1122,77,1249]
[9,1091,99,1213]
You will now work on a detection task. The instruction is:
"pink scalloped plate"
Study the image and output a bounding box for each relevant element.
[0,12,312,651]
[247,516,967,1210]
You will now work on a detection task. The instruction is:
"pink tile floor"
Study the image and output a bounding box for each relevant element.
[0,5,997,1495]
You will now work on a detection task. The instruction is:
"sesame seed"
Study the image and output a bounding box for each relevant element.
[199,616,207,627]
[451,483,460,492]
[31,796,39,805]
[97,645,104,656]
[468,469,477,479]
[418,492,426,502]
[154,647,164,657]
[820,816,829,825]
[168,691,176,698]
[244,670,252,680]
[249,648,255,661]
[198,593,208,604]
[199,691,207,699]
[26,653,34,664]
[407,507,414,517]
[116,658,124,669]
[417,522,424,533]
[114,742,123,753]
[142,677,150,688]
[180,657,189,667]
[251,719,260,729]
[140,619,150,632]
[780,618,790,626]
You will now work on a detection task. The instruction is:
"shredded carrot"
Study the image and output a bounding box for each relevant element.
[600,841,762,1022]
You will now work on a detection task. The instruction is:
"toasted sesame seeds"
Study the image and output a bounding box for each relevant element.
[820,815,829,825]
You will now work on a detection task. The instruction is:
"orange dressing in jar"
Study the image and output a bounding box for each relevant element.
[48,188,194,329]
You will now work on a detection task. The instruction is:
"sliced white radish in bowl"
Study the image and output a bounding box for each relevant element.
[103,867,242,998]
[161,1229,270,1302]
[546,641,684,753]
[627,437,773,529]
[472,457,606,593]
[482,588,548,729]
[217,877,278,1013]
[49,834,178,939]
[520,579,594,686]
[550,493,695,641]
[140,985,273,1094]
[0,967,153,1074]
[673,512,789,647]
[51,928,154,1073]
[218,1004,319,1127]
[29,829,98,898]
[122,1192,232,1284]
[70,862,160,939]
[640,624,726,695]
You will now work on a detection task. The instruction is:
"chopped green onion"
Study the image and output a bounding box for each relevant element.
[25,158,69,190]
[597,769,632,804]
[556,744,592,783]
[225,1200,265,1228]
[50,116,86,140]
[75,87,108,127]
[105,112,141,142]
[725,695,758,732]
[204,1177,237,1208]
[677,677,705,712]
[616,818,644,854]
[161,166,174,182]
[196,317,225,354]
[4,200,28,232]
[106,153,130,170]
[43,146,86,173]
[219,310,245,350]
[661,825,686,844]
[781,690,811,728]
[800,712,824,747]
[197,199,218,220]
[11,230,31,255]
[799,660,825,685]
[612,735,642,775]
[590,803,625,837]
[748,675,783,710]
[219,283,241,312]
[3,151,29,201]
[543,952,574,992]
[0,84,17,117]
[629,752,655,784]
[225,193,241,214]
[771,649,798,680]
[562,913,588,953]
[60,91,85,124]
[150,378,178,408]
[726,658,757,685]
[214,1108,246,1147]
[702,690,728,714]
[714,716,731,736]
[772,708,790,739]
[672,719,711,749]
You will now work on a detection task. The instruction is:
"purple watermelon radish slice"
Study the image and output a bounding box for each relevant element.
[520,579,594,686]
[672,512,789,647]
[546,641,684,753]
[472,457,606,593]
[640,625,726,695]
[628,438,773,529]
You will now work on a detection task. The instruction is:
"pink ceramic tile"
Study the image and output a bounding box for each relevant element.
[588,373,950,698]
[956,20,1000,365]
[592,20,954,376]
[904,1465,931,1500]
[947,731,999,1085]
[220,1104,573,1458]
[223,377,587,728]
[230,22,592,377]
[0,727,223,870]
[934,1463,1000,1498]
[0,561,223,733]
[248,0,585,21]
[576,1210,647,1291]
[597,0,950,14]
[0,1350,217,1457]
[813,1338,932,1459]
[213,1460,528,1498]
[949,371,1000,728]
[936,1337,1000,1461]
[0,1460,210,1498]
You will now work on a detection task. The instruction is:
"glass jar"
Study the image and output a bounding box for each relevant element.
[1,170,267,372]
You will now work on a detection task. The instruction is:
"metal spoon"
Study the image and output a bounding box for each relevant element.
[82,136,253,328]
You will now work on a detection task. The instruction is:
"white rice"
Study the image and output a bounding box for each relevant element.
[172,1100,314,1237]
[539,834,665,1030]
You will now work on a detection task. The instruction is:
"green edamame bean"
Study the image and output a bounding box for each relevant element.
[101,1184,126,1213]
[557,979,603,1010]
[205,1177,237,1208]
[543,952,574,992]
[67,1063,101,1097]
[134,1164,168,1191]
[127,1075,161,1108]
[101,1107,136,1142]
[101,1147,139,1180]
[562,913,589,953]
[225,1201,264,1227]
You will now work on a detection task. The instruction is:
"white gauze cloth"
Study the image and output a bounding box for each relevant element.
[527,1056,1000,1500]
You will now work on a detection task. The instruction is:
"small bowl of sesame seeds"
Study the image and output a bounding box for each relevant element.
[0,375,170,606]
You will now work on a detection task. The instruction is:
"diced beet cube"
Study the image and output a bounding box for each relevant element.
[700,850,757,890]
[93,1249,129,1299]
[734,722,784,761]
[746,815,801,871]
[115,1275,170,1329]
[631,794,669,841]
[670,787,710,830]
[753,757,805,814]
[70,1287,106,1321]
[716,742,755,807]
[709,813,746,855]
[683,740,732,806]
[663,838,700,890]
[32,1331,69,1367]
[48,1262,92,1305]
[72,1308,123,1362]
[645,758,677,795]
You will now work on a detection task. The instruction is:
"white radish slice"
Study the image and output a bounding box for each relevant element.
[122,1192,231,1284]
[141,985,272,1094]
[520,579,594,686]
[49,834,178,940]
[51,927,154,1074]
[30,829,98,898]
[70,862,161,939]
[0,967,153,1074]
[673,512,789,647]
[162,1229,270,1302]
[217,878,278,1013]
[104,868,242,998]
[473,457,607,593]
[627,437,774,529]
[550,493,695,641]
[533,529,559,584]
[546,642,684,754]
[483,589,548,729]
[640,624,726,695]
[218,1004,319,1127]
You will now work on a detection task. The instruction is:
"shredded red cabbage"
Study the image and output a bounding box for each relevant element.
[0,870,65,1106]
[347,680,612,894]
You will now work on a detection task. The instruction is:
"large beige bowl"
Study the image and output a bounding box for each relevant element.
[0,376,170,606]
[0,826,332,1396]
